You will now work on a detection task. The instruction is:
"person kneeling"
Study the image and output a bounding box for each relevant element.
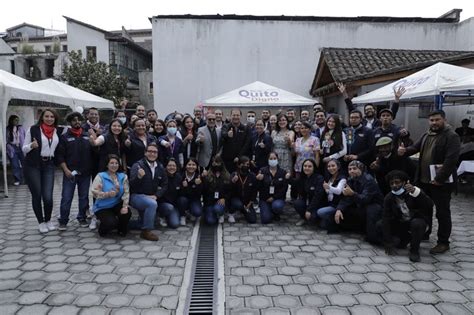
[378,170,433,262]
[91,155,131,237]
[229,156,258,223]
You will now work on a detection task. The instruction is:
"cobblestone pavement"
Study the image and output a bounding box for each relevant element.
[224,192,474,315]
[0,173,193,315]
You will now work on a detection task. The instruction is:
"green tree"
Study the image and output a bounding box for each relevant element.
[61,50,128,106]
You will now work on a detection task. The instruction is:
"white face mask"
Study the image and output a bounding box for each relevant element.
[118,117,126,125]
[392,187,405,195]
[167,127,177,135]
[268,159,278,167]
[247,117,255,124]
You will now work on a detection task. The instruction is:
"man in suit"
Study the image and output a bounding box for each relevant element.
[196,113,221,169]
[221,109,252,173]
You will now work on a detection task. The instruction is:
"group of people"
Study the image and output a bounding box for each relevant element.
[8,86,461,261]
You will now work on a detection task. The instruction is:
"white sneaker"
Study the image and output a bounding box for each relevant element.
[227,214,235,224]
[13,182,20,186]
[218,215,225,224]
[180,216,187,226]
[295,219,306,226]
[159,217,168,227]
[38,223,49,233]
[45,221,56,231]
[89,217,97,230]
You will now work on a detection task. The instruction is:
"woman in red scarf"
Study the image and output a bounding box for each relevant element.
[22,109,60,234]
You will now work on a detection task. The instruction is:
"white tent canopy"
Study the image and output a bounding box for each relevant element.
[203,81,316,107]
[440,73,474,92]
[352,63,474,104]
[34,79,114,110]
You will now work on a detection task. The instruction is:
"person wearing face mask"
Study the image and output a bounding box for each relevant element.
[246,111,257,130]
[293,159,325,226]
[158,120,184,168]
[114,110,128,129]
[229,156,258,223]
[82,108,105,182]
[202,156,231,224]
[377,170,433,262]
[370,137,415,195]
[334,160,384,244]
[251,119,273,171]
[56,112,92,230]
[256,152,289,224]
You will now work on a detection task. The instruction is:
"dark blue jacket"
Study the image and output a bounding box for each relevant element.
[344,124,374,164]
[203,173,232,205]
[257,166,288,201]
[251,132,273,170]
[129,158,167,198]
[158,135,184,166]
[162,173,182,205]
[373,124,401,147]
[345,98,400,129]
[230,171,257,204]
[298,173,325,212]
[180,172,203,201]
[125,132,157,168]
[56,129,92,176]
[337,173,383,212]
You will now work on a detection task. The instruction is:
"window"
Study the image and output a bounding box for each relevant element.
[149,82,153,95]
[45,59,54,78]
[45,45,51,53]
[16,32,22,37]
[10,60,15,74]
[110,52,116,65]
[86,46,97,61]
[62,45,68,52]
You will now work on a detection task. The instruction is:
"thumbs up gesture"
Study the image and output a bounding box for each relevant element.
[124,136,132,147]
[228,128,234,138]
[397,142,406,156]
[195,176,202,185]
[323,181,330,191]
[285,172,291,180]
[30,137,39,149]
[342,184,354,196]
[232,174,239,183]
[137,165,145,179]
[404,180,415,194]
[182,180,188,188]
[256,172,264,181]
[88,128,97,138]
[258,142,265,148]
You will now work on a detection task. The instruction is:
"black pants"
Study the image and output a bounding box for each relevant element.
[342,203,383,244]
[377,218,427,252]
[419,183,453,245]
[95,202,132,236]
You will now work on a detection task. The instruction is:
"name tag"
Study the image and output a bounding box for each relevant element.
[310,186,315,191]
[252,155,255,161]
[67,137,75,142]
[214,192,219,199]
[269,186,275,194]
[278,178,283,181]
[358,134,364,137]
[176,187,180,190]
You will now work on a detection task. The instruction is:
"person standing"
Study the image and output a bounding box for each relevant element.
[82,108,104,185]
[6,115,26,185]
[56,112,92,230]
[22,109,60,233]
[251,119,273,171]
[221,109,252,173]
[271,114,295,173]
[196,113,221,169]
[398,109,460,254]
[343,110,373,167]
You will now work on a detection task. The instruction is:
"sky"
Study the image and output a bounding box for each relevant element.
[1,0,473,33]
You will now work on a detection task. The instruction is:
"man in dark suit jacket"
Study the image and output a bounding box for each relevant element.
[221,109,252,173]
[196,113,221,169]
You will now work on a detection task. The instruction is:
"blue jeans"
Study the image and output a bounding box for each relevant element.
[24,161,55,223]
[130,194,158,230]
[8,146,24,183]
[316,206,337,231]
[176,196,202,217]
[59,174,91,225]
[294,198,308,219]
[204,203,226,225]
[259,199,285,224]
[158,202,180,229]
[230,197,256,223]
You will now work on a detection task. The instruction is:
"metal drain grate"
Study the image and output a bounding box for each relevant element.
[186,224,217,314]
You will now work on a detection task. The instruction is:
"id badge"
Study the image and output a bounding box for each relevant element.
[214,192,219,199]
[269,186,275,194]
[252,155,256,161]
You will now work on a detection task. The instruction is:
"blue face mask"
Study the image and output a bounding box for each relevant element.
[118,117,126,125]
[391,187,405,195]
[268,159,278,167]
[168,127,177,135]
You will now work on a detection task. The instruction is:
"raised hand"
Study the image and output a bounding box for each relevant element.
[228,128,234,138]
[323,181,330,191]
[182,180,188,188]
[195,176,202,185]
[404,180,415,194]
[232,174,239,183]
[256,172,264,181]
[336,82,346,94]
[394,86,406,102]
[30,137,39,149]
[137,166,146,179]
[342,184,354,196]
[397,143,406,156]
[124,136,131,147]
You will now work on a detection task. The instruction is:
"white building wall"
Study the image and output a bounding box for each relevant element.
[66,21,109,64]
[152,17,473,117]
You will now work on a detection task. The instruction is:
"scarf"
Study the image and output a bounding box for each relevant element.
[88,121,100,130]
[40,123,55,139]
[70,127,83,138]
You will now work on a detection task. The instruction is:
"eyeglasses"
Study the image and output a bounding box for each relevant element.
[146,150,158,154]
[207,118,216,121]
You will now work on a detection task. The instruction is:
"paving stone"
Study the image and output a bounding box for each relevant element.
[232,285,256,297]
[97,283,126,294]
[246,295,273,309]
[435,303,472,315]
[17,280,48,292]
[350,305,380,315]
[436,290,468,303]
[382,292,412,305]
[409,291,439,304]
[378,304,410,315]
[269,275,293,285]
[74,294,104,307]
[48,305,81,315]
[273,294,302,308]
[104,294,133,307]
[407,303,441,315]
[17,304,50,315]
[131,295,161,308]
[283,284,310,296]
[243,275,266,286]
[161,296,178,309]
[110,308,140,315]
[18,291,49,305]
[258,284,284,296]
[151,284,179,297]
[327,294,357,307]
[301,294,327,307]
[320,306,350,314]
[385,281,413,292]
[360,282,388,293]
[124,284,152,296]
[435,279,466,291]
[78,306,109,315]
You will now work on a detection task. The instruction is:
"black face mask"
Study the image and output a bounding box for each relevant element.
[212,164,223,172]
[240,166,249,174]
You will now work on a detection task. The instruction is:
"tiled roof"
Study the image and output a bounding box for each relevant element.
[322,47,474,82]
[310,47,474,96]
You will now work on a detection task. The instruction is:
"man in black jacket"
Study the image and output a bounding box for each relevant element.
[129,143,168,241]
[343,110,374,167]
[398,109,460,254]
[221,109,252,173]
[378,170,434,262]
[57,112,92,230]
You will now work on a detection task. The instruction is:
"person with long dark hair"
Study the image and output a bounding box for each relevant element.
[179,115,198,165]
[229,156,258,223]
[158,120,184,168]
[271,114,295,173]
[22,109,60,233]
[293,159,325,226]
[177,157,203,225]
[91,154,131,237]
[320,114,347,164]
[251,119,273,171]
[89,118,128,172]
[158,158,182,229]
[151,119,167,139]
[124,118,157,170]
[256,152,289,224]
[202,156,231,224]
[6,115,25,185]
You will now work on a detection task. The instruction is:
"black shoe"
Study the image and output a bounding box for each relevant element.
[430,243,450,254]
[78,219,88,227]
[396,239,409,249]
[273,213,281,222]
[409,250,421,262]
